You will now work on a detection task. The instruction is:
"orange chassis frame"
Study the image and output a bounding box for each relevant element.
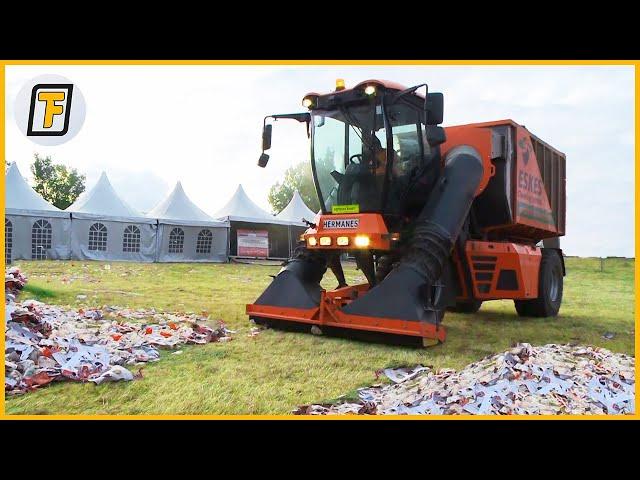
[246,241,541,344]
[247,212,542,344]
[246,283,447,343]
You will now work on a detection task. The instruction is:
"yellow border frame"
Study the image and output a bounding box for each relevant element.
[1,59,637,420]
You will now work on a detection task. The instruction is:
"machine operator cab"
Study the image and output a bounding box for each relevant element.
[259,79,446,226]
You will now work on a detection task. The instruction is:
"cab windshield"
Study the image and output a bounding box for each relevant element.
[311,98,426,214]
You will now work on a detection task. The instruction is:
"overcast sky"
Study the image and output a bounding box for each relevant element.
[4,65,635,257]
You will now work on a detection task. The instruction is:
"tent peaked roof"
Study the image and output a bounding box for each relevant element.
[5,163,67,217]
[147,182,227,227]
[214,184,289,224]
[68,172,142,219]
[276,191,317,225]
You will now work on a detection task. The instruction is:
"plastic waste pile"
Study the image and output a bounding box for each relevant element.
[6,267,27,301]
[294,343,635,415]
[5,267,233,395]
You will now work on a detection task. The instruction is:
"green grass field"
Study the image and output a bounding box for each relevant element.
[5,257,635,415]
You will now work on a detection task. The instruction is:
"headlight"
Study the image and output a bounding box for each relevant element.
[302,96,316,108]
[307,237,317,246]
[337,236,349,246]
[354,235,370,248]
[364,85,376,96]
[319,236,332,246]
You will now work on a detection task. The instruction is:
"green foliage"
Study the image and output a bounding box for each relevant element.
[268,162,320,214]
[30,154,86,210]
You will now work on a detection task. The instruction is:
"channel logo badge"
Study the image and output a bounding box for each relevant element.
[27,84,74,136]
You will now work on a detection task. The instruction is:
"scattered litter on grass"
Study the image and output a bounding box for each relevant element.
[5,268,232,395]
[382,366,430,384]
[248,327,262,338]
[294,343,635,415]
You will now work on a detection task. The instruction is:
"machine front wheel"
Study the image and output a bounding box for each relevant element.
[514,250,563,317]
[448,300,482,313]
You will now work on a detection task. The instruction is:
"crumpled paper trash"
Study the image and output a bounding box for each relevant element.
[5,268,233,395]
[294,343,635,416]
[5,267,27,303]
[89,365,134,384]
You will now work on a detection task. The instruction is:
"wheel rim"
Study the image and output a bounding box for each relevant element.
[549,269,559,302]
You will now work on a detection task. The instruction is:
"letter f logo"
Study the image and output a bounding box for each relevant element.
[27,84,74,136]
[38,91,65,128]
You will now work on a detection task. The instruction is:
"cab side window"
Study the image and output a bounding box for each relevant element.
[388,104,425,180]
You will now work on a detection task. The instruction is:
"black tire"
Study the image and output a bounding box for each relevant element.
[514,249,563,317]
[448,300,482,313]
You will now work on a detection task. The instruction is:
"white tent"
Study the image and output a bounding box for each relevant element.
[275,191,317,226]
[67,172,157,262]
[5,163,71,262]
[213,184,290,225]
[147,182,229,262]
[213,185,293,259]
[68,172,142,220]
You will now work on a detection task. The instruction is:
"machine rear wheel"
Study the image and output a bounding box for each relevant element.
[448,300,482,313]
[514,250,563,317]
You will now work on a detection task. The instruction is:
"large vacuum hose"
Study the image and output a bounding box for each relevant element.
[341,146,485,323]
[400,146,484,285]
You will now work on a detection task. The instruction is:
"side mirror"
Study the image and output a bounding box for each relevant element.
[258,113,309,168]
[258,152,270,168]
[262,123,272,151]
[425,93,444,125]
[425,125,446,146]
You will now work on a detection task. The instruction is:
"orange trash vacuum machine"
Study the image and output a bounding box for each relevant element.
[247,79,566,346]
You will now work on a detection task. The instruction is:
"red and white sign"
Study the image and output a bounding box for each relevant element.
[237,229,269,257]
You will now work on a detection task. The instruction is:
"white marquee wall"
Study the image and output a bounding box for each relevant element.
[5,213,71,262]
[70,215,158,262]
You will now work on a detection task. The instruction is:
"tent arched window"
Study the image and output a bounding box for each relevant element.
[123,225,141,253]
[5,219,13,264]
[32,219,52,259]
[89,223,108,251]
[169,227,184,253]
[196,229,213,254]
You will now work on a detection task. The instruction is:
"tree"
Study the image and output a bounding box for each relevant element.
[268,161,320,214]
[30,154,86,210]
